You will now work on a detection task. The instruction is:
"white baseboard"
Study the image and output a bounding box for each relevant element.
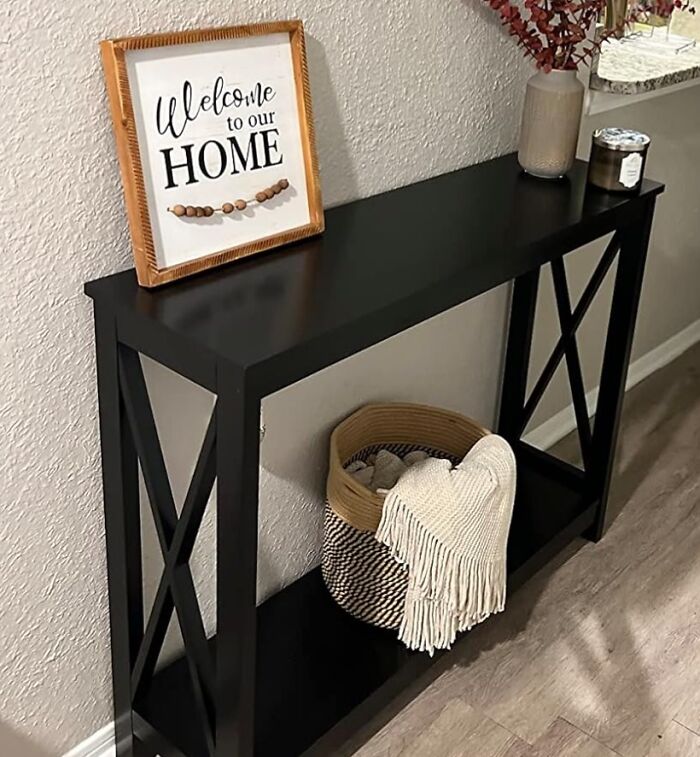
[63,722,115,757]
[63,320,700,757]
[524,318,700,450]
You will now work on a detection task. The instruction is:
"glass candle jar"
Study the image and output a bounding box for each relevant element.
[587,128,651,193]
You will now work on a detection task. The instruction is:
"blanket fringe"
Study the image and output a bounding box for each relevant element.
[376,491,506,655]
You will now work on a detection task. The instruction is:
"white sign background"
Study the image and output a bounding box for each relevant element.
[126,33,311,269]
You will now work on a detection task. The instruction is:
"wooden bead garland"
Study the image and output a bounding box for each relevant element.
[168,180,290,219]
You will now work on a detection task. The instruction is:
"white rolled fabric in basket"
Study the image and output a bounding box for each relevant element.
[375,434,516,655]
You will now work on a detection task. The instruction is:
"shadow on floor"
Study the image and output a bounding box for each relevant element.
[445,343,700,752]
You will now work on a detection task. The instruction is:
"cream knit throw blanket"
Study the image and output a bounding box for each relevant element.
[375,435,516,654]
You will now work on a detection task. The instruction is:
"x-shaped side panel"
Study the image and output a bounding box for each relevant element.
[118,346,217,757]
[517,233,622,464]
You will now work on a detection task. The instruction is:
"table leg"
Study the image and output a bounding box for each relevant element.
[586,197,656,541]
[215,362,261,757]
[498,268,540,439]
[94,306,143,757]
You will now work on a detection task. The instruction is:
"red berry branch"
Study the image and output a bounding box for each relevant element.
[484,0,695,71]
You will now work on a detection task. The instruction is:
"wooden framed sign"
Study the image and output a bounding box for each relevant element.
[100,21,324,287]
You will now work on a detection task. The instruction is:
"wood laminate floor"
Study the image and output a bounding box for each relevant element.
[356,343,700,757]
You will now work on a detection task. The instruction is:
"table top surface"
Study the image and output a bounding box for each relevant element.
[86,154,663,390]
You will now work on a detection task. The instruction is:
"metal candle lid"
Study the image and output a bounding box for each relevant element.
[592,128,651,152]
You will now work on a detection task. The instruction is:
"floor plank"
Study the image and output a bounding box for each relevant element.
[644,720,700,756]
[675,680,700,736]
[357,698,526,757]
[403,700,521,757]
[358,343,700,757]
[502,718,618,757]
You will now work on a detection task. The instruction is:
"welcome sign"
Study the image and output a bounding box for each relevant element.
[101,22,323,287]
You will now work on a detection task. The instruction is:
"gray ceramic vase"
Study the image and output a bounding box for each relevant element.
[517,69,585,179]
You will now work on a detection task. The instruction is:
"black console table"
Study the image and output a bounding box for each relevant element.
[85,154,663,757]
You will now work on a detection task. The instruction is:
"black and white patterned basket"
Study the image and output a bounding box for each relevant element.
[322,501,408,630]
[322,405,487,631]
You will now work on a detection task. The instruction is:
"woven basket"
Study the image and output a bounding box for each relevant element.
[322,403,488,630]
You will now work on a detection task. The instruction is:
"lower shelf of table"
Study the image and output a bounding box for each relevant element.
[135,444,597,757]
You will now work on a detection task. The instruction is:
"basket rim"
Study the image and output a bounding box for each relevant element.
[329,402,489,507]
